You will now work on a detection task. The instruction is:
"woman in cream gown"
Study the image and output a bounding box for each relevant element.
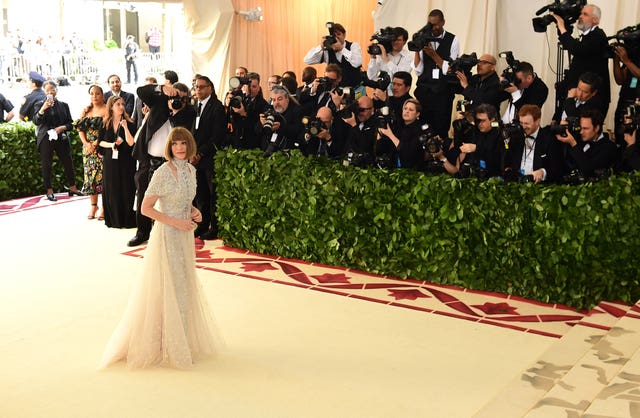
[99,127,222,369]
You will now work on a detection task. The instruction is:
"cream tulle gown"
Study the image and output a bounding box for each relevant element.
[99,159,222,369]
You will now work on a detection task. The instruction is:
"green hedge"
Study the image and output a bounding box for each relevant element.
[0,122,84,201]
[216,149,640,310]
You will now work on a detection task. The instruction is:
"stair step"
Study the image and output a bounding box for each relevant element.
[524,300,640,417]
[473,301,631,418]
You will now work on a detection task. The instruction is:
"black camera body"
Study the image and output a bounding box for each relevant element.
[316,76,335,93]
[262,109,283,134]
[607,24,640,59]
[407,23,441,52]
[375,106,394,128]
[170,96,187,110]
[456,99,472,113]
[343,152,371,168]
[302,116,325,137]
[361,70,391,91]
[498,51,522,88]
[368,27,396,55]
[417,124,442,153]
[323,22,338,49]
[623,103,640,134]
[449,53,479,74]
[532,0,586,33]
[549,117,581,137]
[501,121,524,141]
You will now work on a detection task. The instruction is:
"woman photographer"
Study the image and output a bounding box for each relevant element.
[377,98,426,170]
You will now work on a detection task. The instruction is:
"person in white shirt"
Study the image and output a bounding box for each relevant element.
[367,26,413,94]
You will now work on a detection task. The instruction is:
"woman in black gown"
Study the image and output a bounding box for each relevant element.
[98,95,137,228]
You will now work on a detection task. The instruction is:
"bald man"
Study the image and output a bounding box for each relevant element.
[455,53,506,112]
[342,96,378,165]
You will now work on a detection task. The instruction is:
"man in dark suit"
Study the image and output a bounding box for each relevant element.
[412,9,460,138]
[555,108,618,179]
[191,75,227,240]
[127,81,195,246]
[552,4,610,118]
[456,53,506,113]
[560,72,607,120]
[304,106,348,158]
[502,104,562,183]
[228,72,270,150]
[104,74,135,116]
[500,61,549,123]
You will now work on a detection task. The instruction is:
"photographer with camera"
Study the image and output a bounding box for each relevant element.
[303,106,348,159]
[370,71,414,133]
[412,9,460,139]
[620,110,640,172]
[552,3,610,119]
[612,40,640,145]
[455,54,506,113]
[500,61,549,124]
[554,108,618,179]
[342,96,378,166]
[304,22,363,89]
[367,27,413,90]
[457,103,504,178]
[377,98,427,170]
[560,71,607,121]
[228,72,269,150]
[502,105,562,183]
[259,85,304,155]
[299,64,345,117]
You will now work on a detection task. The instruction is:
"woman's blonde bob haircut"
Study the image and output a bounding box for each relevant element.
[164,126,197,160]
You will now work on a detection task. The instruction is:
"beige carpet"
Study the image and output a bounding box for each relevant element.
[0,194,579,418]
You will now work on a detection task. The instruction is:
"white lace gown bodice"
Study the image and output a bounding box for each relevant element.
[99,159,222,369]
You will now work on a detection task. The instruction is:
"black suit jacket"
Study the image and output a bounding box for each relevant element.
[459,72,506,111]
[513,76,549,112]
[105,90,135,117]
[559,27,610,104]
[32,100,73,147]
[503,127,562,182]
[192,96,227,168]
[565,134,618,176]
[562,95,607,119]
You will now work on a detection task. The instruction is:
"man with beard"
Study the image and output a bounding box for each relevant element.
[259,85,304,155]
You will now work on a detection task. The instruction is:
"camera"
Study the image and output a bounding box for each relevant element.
[361,70,391,91]
[549,117,581,137]
[301,116,325,137]
[375,106,394,128]
[228,93,245,109]
[532,0,586,33]
[407,23,441,52]
[417,124,443,153]
[343,152,371,168]
[449,53,479,75]
[606,24,640,59]
[323,22,338,49]
[458,159,489,180]
[368,26,396,55]
[316,76,335,93]
[456,99,472,113]
[498,51,522,88]
[500,121,524,141]
[262,109,282,134]
[338,100,359,119]
[502,167,535,183]
[229,76,249,90]
[170,95,187,110]
[623,103,640,134]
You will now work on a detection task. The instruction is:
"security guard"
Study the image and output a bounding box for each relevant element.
[19,71,47,122]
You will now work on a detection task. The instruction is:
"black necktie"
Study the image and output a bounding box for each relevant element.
[197,102,202,117]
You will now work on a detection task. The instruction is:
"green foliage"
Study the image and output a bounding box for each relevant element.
[216,149,640,310]
[0,122,83,200]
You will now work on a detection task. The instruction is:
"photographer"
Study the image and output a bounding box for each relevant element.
[412,9,460,138]
[304,22,363,88]
[367,26,413,89]
[457,103,504,178]
[377,99,426,170]
[560,71,607,120]
[501,61,549,123]
[620,113,640,172]
[299,64,344,116]
[228,72,270,150]
[613,44,640,145]
[259,85,304,153]
[555,108,618,179]
[502,105,562,183]
[371,71,413,132]
[342,96,378,166]
[303,106,348,158]
[553,4,610,118]
[455,54,506,113]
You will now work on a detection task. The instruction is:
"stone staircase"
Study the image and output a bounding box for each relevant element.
[474,300,640,417]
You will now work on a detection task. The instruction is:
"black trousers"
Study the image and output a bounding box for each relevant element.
[194,161,217,233]
[133,158,156,239]
[38,138,76,191]
[415,85,454,139]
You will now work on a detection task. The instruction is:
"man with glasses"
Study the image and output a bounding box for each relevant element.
[127,78,195,247]
[300,63,344,116]
[455,54,505,113]
[191,75,227,240]
[457,103,503,177]
[342,96,378,165]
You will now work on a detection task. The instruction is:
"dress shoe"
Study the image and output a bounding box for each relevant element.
[45,193,57,202]
[199,229,219,240]
[66,187,85,197]
[127,235,149,247]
